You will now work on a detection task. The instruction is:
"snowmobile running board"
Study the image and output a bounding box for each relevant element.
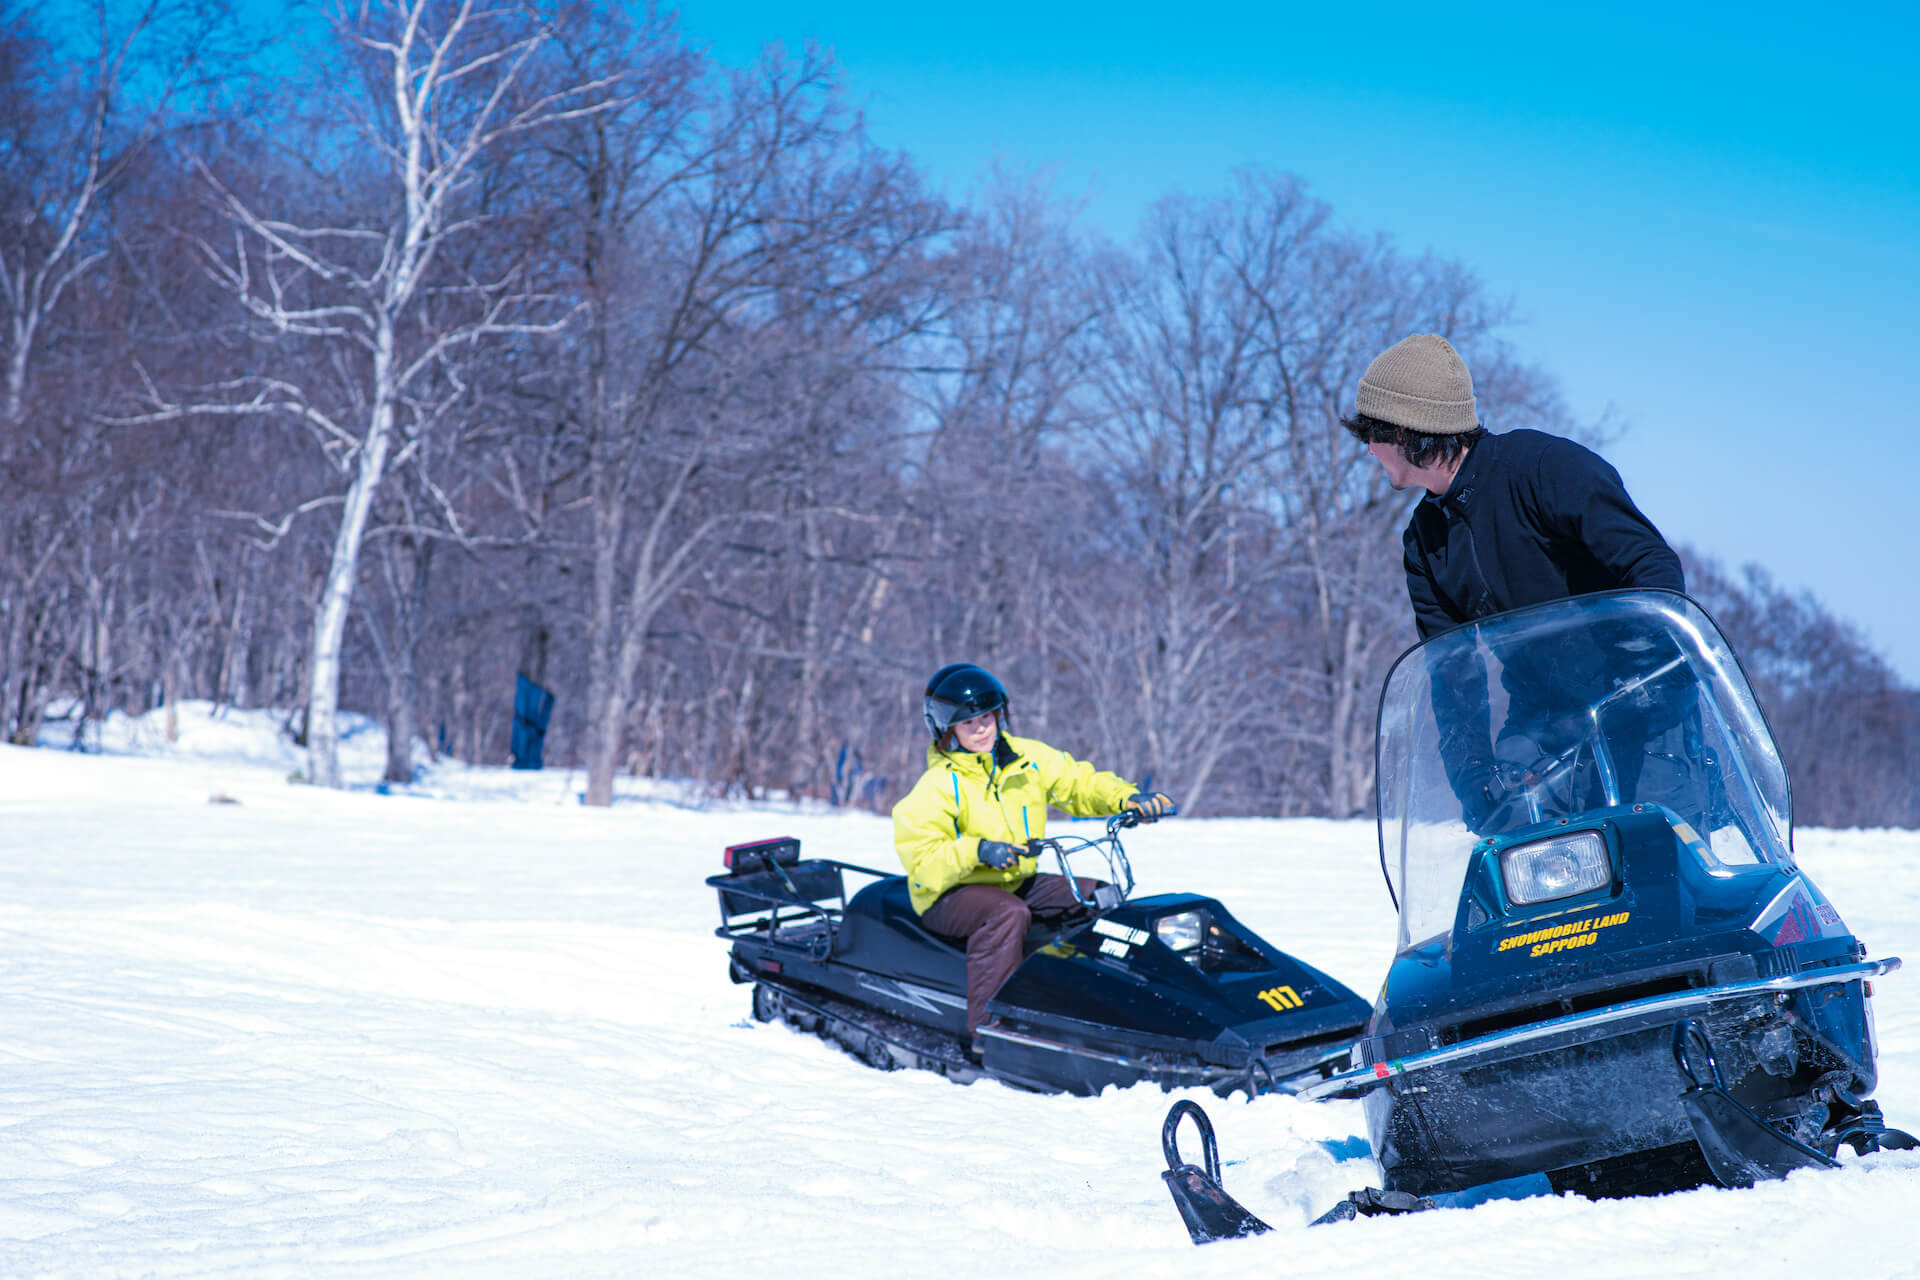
[1298,956,1900,1102]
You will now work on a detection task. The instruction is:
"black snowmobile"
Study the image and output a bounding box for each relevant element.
[1162,589,1914,1244]
[708,810,1370,1096]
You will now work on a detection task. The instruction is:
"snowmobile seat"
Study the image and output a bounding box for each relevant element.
[867,876,1075,954]
[874,877,964,948]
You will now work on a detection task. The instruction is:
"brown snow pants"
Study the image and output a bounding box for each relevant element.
[920,873,1101,1039]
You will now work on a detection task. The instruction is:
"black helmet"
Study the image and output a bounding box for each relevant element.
[923,663,1008,740]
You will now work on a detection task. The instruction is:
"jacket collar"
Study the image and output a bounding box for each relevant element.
[928,734,1026,775]
[1423,433,1488,511]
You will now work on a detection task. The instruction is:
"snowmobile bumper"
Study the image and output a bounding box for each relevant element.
[1303,957,1897,1102]
[1300,957,1898,1195]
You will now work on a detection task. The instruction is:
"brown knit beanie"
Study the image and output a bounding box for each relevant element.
[1355,334,1478,435]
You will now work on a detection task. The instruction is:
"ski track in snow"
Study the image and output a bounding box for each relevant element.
[3,707,1919,1278]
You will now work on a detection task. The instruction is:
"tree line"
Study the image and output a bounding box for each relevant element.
[4,0,1914,828]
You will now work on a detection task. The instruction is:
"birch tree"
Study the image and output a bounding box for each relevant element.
[183,0,615,787]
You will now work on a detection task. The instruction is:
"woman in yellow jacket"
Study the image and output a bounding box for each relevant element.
[892,663,1175,1058]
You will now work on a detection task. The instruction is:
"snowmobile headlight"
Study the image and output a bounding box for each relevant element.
[1501,831,1611,905]
[1155,910,1206,954]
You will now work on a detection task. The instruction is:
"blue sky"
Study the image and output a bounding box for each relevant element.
[678,2,1920,682]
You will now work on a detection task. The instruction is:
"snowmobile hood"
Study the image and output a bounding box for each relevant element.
[1367,805,1862,1047]
[994,894,1371,1066]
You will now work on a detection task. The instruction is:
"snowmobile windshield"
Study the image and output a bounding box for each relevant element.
[1375,590,1791,954]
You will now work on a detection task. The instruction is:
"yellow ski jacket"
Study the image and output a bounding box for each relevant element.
[891,733,1139,914]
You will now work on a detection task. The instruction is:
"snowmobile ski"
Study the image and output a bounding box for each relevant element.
[1675,1018,1918,1187]
[1673,1018,1837,1185]
[1307,1185,1438,1225]
[1159,1100,1271,1244]
[1158,1098,1438,1239]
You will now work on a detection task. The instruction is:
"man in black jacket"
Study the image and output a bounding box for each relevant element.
[1345,333,1687,829]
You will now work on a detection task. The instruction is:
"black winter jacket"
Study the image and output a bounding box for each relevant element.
[1403,428,1683,639]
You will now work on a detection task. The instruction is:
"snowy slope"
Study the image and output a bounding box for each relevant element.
[2,705,1917,1279]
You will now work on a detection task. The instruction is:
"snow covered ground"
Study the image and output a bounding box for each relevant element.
[3,703,1918,1279]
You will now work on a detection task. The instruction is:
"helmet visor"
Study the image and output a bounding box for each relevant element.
[927,687,1006,734]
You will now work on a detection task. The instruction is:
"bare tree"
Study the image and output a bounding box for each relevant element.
[359,504,437,783]
[0,0,248,741]
[1057,170,1591,815]
[1068,179,1327,811]
[903,174,1108,729]
[0,0,243,425]
[534,42,956,806]
[642,176,1105,809]
[12,6,1907,828]
[1686,553,1920,828]
[171,0,618,786]
[1262,201,1576,816]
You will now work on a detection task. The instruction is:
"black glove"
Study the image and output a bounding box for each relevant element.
[1125,792,1178,822]
[977,838,1024,869]
[1457,761,1503,834]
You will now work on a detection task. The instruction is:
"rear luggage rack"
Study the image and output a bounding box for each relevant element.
[708,837,895,962]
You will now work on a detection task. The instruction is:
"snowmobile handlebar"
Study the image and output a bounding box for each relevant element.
[1114,801,1179,828]
[1026,811,1148,911]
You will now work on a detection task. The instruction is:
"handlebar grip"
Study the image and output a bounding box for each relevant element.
[1121,794,1178,823]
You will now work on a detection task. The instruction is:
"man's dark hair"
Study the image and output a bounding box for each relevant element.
[1341,412,1484,469]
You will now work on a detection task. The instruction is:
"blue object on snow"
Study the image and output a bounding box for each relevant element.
[511,673,555,771]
